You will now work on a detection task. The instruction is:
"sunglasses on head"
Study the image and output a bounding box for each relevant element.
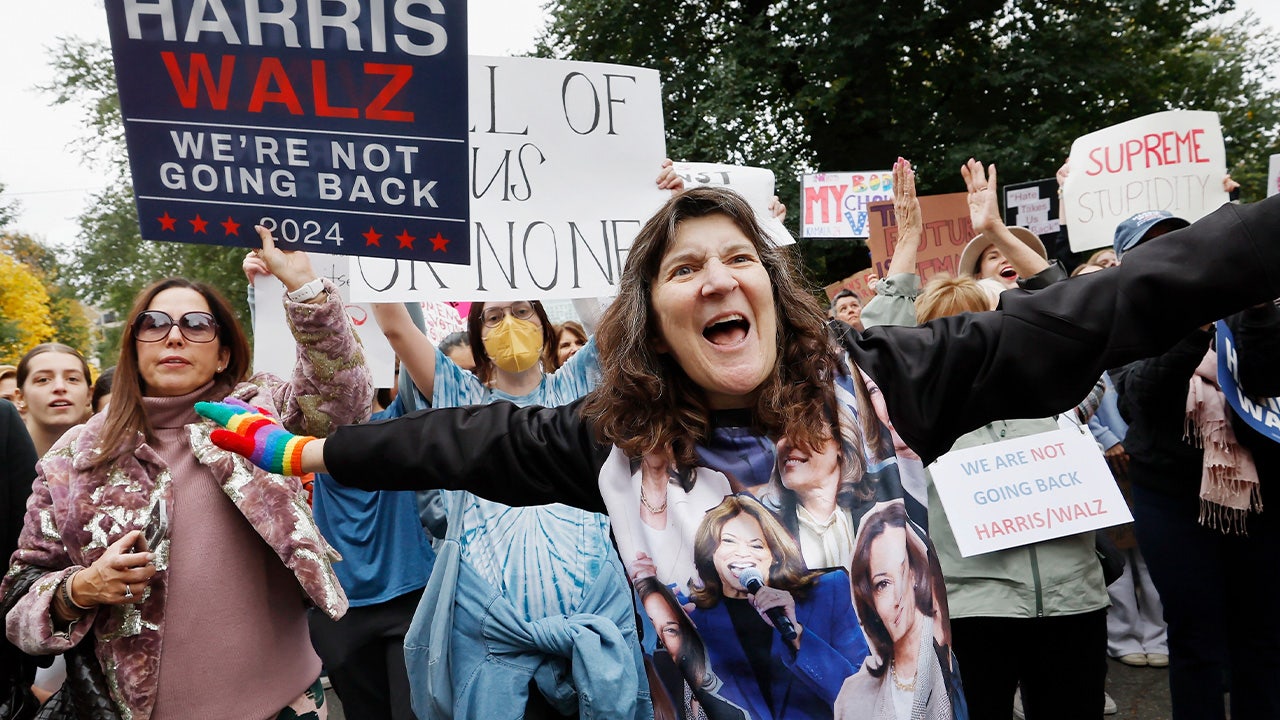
[133,310,220,343]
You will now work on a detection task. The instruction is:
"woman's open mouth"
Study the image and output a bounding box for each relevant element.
[703,314,750,346]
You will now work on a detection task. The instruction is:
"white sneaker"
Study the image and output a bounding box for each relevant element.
[1014,688,1116,717]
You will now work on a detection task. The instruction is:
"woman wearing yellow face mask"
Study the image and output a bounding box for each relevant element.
[371,301,645,718]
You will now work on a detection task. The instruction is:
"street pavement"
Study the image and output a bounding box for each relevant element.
[325,656,1174,720]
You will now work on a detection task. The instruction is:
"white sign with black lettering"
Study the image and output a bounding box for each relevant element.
[350,55,668,302]
[672,162,794,246]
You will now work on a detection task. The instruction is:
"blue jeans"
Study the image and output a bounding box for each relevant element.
[1132,483,1280,720]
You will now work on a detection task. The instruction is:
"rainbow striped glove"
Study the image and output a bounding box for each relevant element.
[194,398,315,476]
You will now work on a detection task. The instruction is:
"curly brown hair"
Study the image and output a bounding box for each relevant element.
[581,186,840,467]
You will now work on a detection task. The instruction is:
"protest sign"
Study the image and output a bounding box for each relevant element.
[1216,320,1280,444]
[866,193,973,282]
[104,0,471,264]
[253,253,397,387]
[1002,178,1061,240]
[801,171,894,238]
[1062,110,1229,251]
[349,55,668,302]
[823,268,877,304]
[672,162,793,246]
[1269,154,1280,197]
[931,428,1132,557]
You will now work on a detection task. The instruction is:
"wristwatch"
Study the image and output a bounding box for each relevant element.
[286,278,325,303]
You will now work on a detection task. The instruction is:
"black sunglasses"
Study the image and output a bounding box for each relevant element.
[133,310,220,343]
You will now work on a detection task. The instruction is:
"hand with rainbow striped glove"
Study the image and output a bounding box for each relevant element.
[195,398,316,476]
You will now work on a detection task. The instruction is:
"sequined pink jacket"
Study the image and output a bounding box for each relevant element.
[1,284,371,720]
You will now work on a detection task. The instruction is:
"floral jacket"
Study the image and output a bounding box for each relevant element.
[1,283,371,720]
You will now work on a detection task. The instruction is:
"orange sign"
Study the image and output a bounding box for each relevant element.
[823,268,877,304]
[867,193,975,283]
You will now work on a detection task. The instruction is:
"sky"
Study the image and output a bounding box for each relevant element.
[2,1,1277,251]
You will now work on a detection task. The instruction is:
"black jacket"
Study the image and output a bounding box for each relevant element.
[1114,301,1280,498]
[324,197,1280,502]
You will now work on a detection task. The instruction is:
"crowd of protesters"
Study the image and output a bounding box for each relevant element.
[2,151,1279,720]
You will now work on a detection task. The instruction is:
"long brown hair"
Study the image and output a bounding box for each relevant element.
[689,495,820,609]
[850,501,933,678]
[582,186,839,467]
[93,278,250,465]
[465,300,556,386]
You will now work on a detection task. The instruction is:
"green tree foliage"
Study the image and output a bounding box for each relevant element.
[41,38,251,362]
[537,0,1280,285]
[0,183,20,230]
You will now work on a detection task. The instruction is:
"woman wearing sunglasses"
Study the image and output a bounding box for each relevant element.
[2,228,371,719]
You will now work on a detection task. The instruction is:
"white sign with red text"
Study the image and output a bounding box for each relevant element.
[930,428,1132,557]
[1062,110,1228,251]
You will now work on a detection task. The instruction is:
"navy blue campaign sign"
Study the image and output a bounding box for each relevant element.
[1216,320,1280,444]
[103,0,469,264]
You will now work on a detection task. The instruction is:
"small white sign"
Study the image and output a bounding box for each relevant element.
[1062,110,1229,251]
[1269,154,1280,198]
[673,162,794,246]
[253,253,397,388]
[930,429,1132,557]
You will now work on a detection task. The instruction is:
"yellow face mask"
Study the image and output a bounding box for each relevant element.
[482,315,544,373]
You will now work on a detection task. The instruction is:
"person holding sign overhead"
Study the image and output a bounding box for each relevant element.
[2,226,370,719]
[198,183,1280,720]
[369,299,647,719]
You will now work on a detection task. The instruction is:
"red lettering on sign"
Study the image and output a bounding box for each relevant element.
[161,51,234,110]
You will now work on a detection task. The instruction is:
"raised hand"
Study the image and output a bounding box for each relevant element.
[961,158,1001,236]
[893,157,922,244]
[254,224,320,294]
[195,398,316,476]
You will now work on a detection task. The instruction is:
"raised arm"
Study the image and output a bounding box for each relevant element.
[847,194,1280,464]
[961,159,1050,278]
[372,302,438,399]
[251,226,372,434]
[884,157,923,279]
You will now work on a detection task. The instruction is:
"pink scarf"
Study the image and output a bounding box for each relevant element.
[1185,348,1263,533]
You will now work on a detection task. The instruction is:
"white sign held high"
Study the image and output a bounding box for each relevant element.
[673,162,794,246]
[1062,110,1229,251]
[350,55,668,303]
[930,428,1132,557]
[253,254,397,388]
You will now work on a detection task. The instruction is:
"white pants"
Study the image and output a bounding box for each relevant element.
[1106,546,1168,656]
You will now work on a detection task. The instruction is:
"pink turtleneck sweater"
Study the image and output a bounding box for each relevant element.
[145,386,319,720]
